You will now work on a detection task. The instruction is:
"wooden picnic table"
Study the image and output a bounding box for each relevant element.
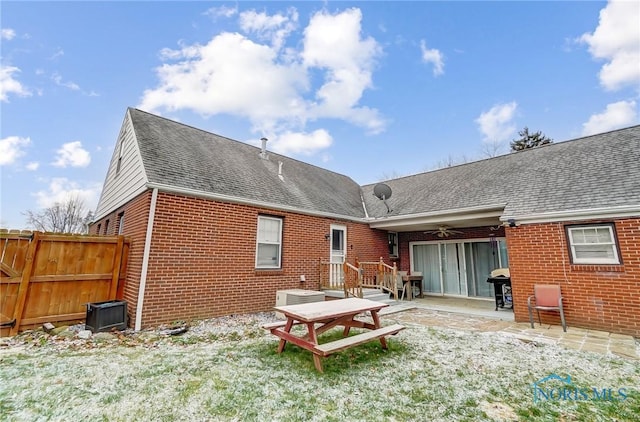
[263,297,405,372]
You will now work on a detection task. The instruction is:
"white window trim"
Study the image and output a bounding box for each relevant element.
[255,216,283,269]
[117,212,125,234]
[567,224,620,265]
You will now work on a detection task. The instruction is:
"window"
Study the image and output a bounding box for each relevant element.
[117,212,125,234]
[388,232,398,257]
[256,216,282,268]
[116,139,124,174]
[104,219,109,235]
[567,224,620,264]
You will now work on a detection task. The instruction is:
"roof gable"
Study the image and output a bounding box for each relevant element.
[94,111,149,220]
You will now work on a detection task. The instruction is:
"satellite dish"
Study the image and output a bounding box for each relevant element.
[373,183,392,200]
[373,183,392,213]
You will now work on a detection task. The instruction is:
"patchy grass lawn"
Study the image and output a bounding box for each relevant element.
[0,313,638,421]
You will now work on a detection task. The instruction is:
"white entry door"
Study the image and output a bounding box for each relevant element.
[329,225,346,283]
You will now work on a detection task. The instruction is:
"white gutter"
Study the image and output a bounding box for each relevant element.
[135,187,158,331]
[146,182,367,222]
[501,204,640,225]
[368,203,506,229]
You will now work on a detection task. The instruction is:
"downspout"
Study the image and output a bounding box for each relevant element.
[135,187,158,331]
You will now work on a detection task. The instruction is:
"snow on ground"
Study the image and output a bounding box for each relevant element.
[0,312,638,421]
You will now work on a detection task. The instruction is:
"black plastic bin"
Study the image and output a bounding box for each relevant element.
[85,300,127,333]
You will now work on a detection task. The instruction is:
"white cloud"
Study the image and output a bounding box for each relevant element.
[420,40,444,76]
[52,73,80,91]
[203,5,238,20]
[239,8,298,51]
[269,129,333,156]
[302,8,384,133]
[1,28,16,40]
[581,100,637,135]
[0,136,31,165]
[52,141,91,168]
[33,177,102,210]
[26,162,40,171]
[140,32,307,129]
[0,65,31,102]
[475,102,518,142]
[49,48,64,61]
[579,0,640,91]
[139,7,385,156]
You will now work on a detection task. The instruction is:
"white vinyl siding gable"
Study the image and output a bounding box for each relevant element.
[256,216,282,269]
[94,110,149,220]
[567,225,620,265]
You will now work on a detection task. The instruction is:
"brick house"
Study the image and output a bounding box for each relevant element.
[91,108,639,336]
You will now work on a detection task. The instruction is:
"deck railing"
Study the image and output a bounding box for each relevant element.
[359,258,398,300]
[319,257,397,300]
[342,261,362,298]
[319,260,343,290]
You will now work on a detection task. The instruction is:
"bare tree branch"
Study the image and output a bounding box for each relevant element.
[480,141,507,158]
[23,196,92,233]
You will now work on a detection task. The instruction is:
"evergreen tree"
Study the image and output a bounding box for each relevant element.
[510,127,553,152]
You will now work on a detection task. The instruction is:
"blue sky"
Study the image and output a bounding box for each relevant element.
[1,1,639,229]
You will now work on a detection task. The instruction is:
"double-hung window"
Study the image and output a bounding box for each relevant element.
[388,232,398,257]
[256,216,282,269]
[566,224,620,265]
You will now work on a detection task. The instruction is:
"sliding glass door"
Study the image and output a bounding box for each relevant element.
[441,243,465,295]
[412,243,441,294]
[464,242,494,298]
[411,239,508,298]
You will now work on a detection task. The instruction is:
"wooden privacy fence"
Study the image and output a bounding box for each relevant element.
[0,230,129,336]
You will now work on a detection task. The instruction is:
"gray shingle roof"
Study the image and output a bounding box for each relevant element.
[363,125,640,219]
[129,108,366,218]
[129,107,639,222]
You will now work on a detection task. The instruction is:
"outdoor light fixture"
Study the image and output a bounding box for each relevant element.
[324,233,330,240]
[508,219,517,228]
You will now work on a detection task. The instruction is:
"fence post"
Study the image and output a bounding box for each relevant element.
[10,231,39,336]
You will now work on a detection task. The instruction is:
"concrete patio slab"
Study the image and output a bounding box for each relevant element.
[385,298,639,360]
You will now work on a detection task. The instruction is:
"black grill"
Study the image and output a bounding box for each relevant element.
[486,276,512,311]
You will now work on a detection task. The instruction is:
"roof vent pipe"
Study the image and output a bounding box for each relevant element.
[260,137,268,159]
[278,161,284,181]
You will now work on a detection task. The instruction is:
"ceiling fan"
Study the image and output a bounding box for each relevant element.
[425,226,464,238]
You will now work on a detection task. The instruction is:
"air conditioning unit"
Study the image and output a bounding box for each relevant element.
[275,289,325,319]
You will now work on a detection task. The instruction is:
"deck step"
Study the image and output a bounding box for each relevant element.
[314,324,405,356]
[364,293,391,302]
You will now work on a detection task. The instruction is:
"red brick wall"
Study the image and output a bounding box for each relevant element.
[506,218,640,336]
[93,190,388,328]
[90,192,152,327]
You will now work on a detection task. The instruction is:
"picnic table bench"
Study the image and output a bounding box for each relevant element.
[262,297,405,372]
